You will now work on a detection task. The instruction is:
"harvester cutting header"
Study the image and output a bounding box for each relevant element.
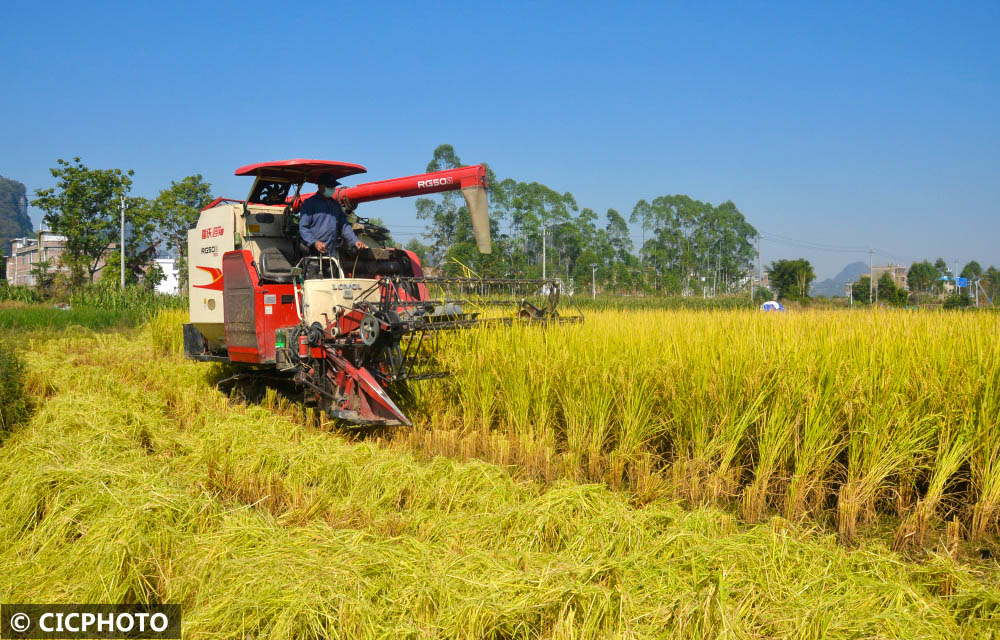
[184,159,580,427]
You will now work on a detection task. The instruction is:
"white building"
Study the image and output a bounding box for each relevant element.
[154,258,179,295]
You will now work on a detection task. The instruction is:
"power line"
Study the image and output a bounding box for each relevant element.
[387,221,959,271]
[759,230,870,252]
[759,232,924,265]
[759,234,870,254]
[763,238,868,254]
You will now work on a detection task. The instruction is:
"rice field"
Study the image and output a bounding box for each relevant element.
[2,308,1000,637]
[410,310,1000,551]
[147,307,1000,549]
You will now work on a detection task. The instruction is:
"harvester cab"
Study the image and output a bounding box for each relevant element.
[184,159,580,427]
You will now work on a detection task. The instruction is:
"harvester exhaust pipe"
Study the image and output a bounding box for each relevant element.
[337,164,492,253]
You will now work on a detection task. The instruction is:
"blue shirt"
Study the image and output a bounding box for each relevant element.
[298,194,360,253]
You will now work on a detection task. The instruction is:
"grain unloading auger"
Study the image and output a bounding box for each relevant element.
[183,159,582,427]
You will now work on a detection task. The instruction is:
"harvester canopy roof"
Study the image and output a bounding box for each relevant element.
[234,159,367,184]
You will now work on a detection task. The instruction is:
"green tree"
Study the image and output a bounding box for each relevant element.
[631,194,756,295]
[414,145,470,264]
[29,258,56,297]
[767,259,815,300]
[100,251,139,286]
[124,197,160,284]
[92,196,159,287]
[876,272,908,307]
[931,257,950,293]
[907,261,937,292]
[143,261,166,291]
[605,208,633,264]
[413,145,511,271]
[984,266,999,301]
[412,143,767,293]
[415,144,593,282]
[934,257,949,275]
[31,158,138,284]
[442,242,479,276]
[753,286,773,303]
[151,175,212,289]
[571,247,602,293]
[851,276,872,304]
[960,260,983,281]
[403,238,431,266]
[499,179,577,276]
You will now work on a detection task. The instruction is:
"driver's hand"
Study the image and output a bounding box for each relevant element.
[314,240,326,253]
[354,241,367,250]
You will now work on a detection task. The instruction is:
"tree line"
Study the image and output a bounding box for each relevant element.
[15,150,759,300]
[405,145,759,296]
[846,259,999,308]
[13,149,996,308]
[765,256,1000,307]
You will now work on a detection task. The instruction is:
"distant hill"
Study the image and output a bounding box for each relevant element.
[812,261,869,297]
[0,176,34,255]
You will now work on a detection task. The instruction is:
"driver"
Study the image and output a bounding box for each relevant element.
[299,173,367,256]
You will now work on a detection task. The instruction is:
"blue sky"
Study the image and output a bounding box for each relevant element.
[3,1,997,279]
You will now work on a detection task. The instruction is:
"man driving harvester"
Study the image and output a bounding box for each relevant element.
[299,173,367,265]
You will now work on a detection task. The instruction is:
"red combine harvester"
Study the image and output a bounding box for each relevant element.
[184,159,580,427]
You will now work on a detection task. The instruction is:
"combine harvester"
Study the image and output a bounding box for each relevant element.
[183,159,581,427]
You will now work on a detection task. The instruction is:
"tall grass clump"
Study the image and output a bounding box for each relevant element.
[69,283,186,314]
[0,284,43,303]
[149,309,187,357]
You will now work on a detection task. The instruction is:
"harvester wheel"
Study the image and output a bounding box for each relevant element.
[359,314,379,346]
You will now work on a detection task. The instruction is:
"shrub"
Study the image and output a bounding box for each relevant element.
[943,293,973,309]
[0,340,29,433]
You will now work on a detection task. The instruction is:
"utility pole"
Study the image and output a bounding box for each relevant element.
[590,263,597,300]
[849,282,854,308]
[541,225,547,281]
[868,248,874,305]
[756,234,762,299]
[713,251,719,298]
[120,195,126,290]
